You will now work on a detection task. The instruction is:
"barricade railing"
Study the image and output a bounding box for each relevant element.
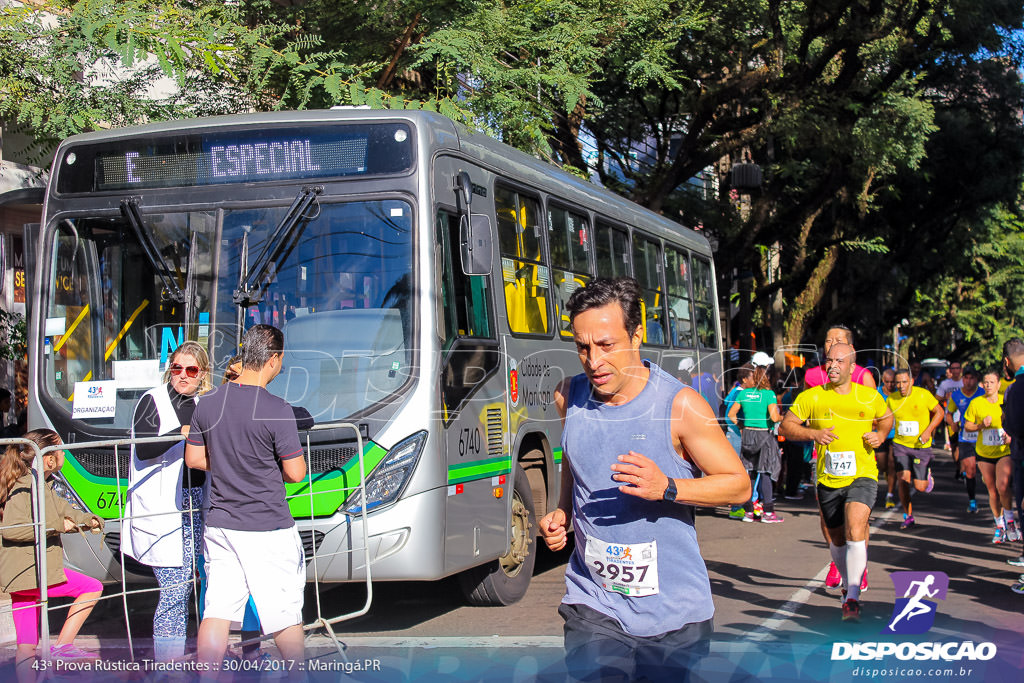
[0,425,371,665]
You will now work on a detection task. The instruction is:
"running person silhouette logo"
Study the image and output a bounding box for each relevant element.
[883,571,949,634]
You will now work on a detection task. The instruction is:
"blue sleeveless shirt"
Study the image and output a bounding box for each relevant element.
[561,360,715,637]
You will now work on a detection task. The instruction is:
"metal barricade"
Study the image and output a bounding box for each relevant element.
[0,425,371,664]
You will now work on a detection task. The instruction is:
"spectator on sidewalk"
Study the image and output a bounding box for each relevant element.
[728,353,784,523]
[123,341,211,662]
[186,325,307,672]
[1,429,104,672]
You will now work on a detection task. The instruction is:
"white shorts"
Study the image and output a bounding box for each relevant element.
[203,525,305,634]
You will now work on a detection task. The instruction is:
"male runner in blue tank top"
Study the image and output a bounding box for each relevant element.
[539,277,750,681]
[947,367,984,513]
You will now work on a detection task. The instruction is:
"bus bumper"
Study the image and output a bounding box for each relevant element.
[300,485,445,582]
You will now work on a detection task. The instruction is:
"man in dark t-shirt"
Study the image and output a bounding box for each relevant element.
[186,325,307,670]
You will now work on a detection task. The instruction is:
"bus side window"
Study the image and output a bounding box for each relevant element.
[436,212,494,345]
[547,205,592,338]
[632,234,667,346]
[595,220,630,279]
[495,186,549,336]
[665,247,694,348]
[46,232,97,402]
[692,256,718,349]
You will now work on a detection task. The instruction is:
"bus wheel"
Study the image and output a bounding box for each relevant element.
[458,467,536,606]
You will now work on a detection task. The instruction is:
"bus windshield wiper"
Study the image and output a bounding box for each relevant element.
[233,185,322,306]
[119,198,187,303]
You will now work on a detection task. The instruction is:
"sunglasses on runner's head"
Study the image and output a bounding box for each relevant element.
[169,364,201,378]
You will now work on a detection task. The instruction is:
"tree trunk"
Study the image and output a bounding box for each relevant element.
[376,13,422,90]
[783,241,839,348]
[550,95,588,171]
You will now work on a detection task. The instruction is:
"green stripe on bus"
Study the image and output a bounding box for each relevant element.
[286,442,388,517]
[58,441,388,520]
[62,448,126,486]
[59,450,130,519]
[552,447,563,464]
[447,456,512,485]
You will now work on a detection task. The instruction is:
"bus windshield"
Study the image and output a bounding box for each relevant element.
[42,199,414,429]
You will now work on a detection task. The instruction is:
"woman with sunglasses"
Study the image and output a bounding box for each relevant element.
[123,341,212,661]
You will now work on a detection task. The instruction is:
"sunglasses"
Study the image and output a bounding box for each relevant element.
[169,363,202,378]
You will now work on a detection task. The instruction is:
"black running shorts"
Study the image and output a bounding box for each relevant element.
[817,477,877,529]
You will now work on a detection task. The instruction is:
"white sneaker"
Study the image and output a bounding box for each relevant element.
[1006,520,1022,543]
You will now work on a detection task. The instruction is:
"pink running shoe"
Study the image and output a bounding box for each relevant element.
[825,561,842,588]
[50,644,99,660]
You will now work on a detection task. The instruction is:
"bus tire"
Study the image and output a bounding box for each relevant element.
[458,466,537,606]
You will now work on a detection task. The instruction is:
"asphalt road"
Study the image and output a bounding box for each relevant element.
[3,452,1023,682]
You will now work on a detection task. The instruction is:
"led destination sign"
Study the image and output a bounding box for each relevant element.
[57,123,413,194]
[113,137,348,187]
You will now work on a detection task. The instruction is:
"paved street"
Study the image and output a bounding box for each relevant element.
[3,453,1023,681]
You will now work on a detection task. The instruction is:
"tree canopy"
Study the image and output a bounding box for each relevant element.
[2,0,1022,363]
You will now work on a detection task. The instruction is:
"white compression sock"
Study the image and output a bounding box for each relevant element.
[829,543,848,589]
[1003,509,1015,524]
[845,541,868,602]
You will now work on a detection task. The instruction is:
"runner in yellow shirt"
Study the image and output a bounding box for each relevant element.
[886,370,945,530]
[781,343,893,622]
[964,369,1017,544]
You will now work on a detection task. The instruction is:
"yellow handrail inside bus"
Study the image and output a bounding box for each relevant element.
[53,305,90,353]
[68,299,151,400]
[104,299,150,361]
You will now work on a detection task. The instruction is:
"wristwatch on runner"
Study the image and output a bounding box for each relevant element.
[663,478,678,502]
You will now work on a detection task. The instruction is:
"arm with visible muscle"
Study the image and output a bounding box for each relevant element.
[611,387,749,506]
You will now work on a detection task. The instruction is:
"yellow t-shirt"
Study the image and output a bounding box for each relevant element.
[964,395,1010,459]
[790,384,889,488]
[887,386,939,449]
[999,377,1015,397]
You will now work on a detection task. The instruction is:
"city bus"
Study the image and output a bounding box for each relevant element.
[27,109,722,606]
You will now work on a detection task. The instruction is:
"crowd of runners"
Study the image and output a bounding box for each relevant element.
[722,326,1024,621]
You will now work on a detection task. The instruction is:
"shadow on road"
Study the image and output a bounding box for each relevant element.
[303,540,575,633]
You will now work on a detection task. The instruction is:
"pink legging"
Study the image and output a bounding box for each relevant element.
[9,569,103,645]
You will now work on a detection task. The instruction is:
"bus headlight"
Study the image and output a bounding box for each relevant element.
[50,473,89,512]
[343,431,427,515]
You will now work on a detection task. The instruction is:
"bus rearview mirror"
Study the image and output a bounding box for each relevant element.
[460,213,493,276]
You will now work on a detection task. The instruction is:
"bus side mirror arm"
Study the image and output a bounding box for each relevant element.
[455,171,473,212]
